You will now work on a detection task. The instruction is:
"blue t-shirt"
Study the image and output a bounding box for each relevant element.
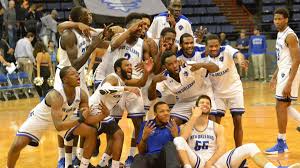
[137,119,180,154]
[249,35,267,55]
[236,37,249,58]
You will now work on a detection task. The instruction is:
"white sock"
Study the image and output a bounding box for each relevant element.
[77,148,84,160]
[129,147,136,157]
[278,133,286,140]
[65,153,72,167]
[72,147,77,160]
[183,164,192,168]
[80,157,90,168]
[111,160,120,168]
[58,147,65,161]
[99,153,112,166]
[288,106,300,123]
[264,162,277,168]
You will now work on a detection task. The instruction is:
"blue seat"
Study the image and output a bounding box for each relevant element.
[292,13,300,21]
[262,6,274,13]
[262,15,273,23]
[46,3,61,10]
[206,7,220,14]
[182,7,194,15]
[262,0,273,4]
[221,25,235,33]
[214,16,227,23]
[194,7,206,15]
[58,11,65,20]
[291,5,300,12]
[242,0,255,4]
[201,16,213,24]
[198,0,213,5]
[61,2,74,10]
[207,25,217,33]
[274,0,285,4]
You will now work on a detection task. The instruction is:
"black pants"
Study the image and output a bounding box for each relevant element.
[34,66,52,99]
[131,142,180,168]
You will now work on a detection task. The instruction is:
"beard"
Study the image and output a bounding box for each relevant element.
[121,69,131,80]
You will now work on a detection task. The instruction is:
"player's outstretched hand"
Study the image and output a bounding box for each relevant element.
[152,71,167,83]
[167,118,178,138]
[191,106,202,118]
[142,120,156,141]
[78,22,96,38]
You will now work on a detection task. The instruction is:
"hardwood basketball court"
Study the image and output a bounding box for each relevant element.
[0,81,299,167]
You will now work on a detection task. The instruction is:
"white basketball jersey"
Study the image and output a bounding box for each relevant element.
[276,26,299,70]
[90,73,125,111]
[57,29,90,72]
[162,64,206,100]
[176,44,206,62]
[208,45,243,98]
[32,87,81,122]
[188,120,216,163]
[55,29,90,94]
[95,38,144,81]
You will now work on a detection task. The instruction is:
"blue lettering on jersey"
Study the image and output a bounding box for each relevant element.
[210,68,229,77]
[178,25,183,31]
[219,56,224,62]
[120,46,140,57]
[176,80,195,94]
[183,71,188,76]
[102,0,141,13]
[281,73,285,78]
[190,134,215,140]
[194,140,209,151]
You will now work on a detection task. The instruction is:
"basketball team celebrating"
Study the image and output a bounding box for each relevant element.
[6,0,300,168]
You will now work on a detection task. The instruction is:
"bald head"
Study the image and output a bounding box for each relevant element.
[9,0,15,8]
[168,0,182,19]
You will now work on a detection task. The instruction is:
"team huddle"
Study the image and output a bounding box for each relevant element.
[6,1,300,168]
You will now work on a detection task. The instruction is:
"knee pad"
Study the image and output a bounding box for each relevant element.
[173,137,187,150]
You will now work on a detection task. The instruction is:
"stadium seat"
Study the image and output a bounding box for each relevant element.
[221,25,235,33]
[262,0,273,4]
[242,0,255,4]
[214,16,227,23]
[206,7,221,14]
[46,3,61,10]
[262,6,274,13]
[262,14,273,23]
[292,13,300,21]
[194,7,206,15]
[291,5,300,12]
[61,2,74,10]
[274,0,285,4]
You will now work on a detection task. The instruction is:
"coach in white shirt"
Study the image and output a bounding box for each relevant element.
[147,0,193,45]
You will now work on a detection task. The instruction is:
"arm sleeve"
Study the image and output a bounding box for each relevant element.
[99,82,124,95]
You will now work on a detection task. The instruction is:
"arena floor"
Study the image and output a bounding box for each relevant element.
[1,81,300,167]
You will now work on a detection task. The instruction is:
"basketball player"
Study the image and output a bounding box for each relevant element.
[94,13,151,166]
[173,95,300,168]
[176,33,217,115]
[55,6,109,168]
[265,8,300,154]
[147,0,193,44]
[148,50,219,125]
[7,66,106,168]
[205,34,248,151]
[90,58,152,168]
